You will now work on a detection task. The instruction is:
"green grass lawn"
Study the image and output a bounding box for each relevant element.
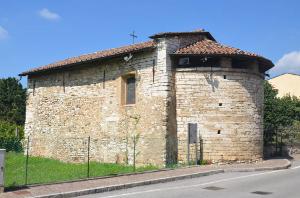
[4,152,157,188]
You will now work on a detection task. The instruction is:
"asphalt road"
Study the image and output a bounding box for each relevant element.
[80,160,300,198]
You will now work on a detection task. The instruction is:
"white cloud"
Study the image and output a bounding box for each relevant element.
[270,51,300,76]
[0,26,8,40]
[38,8,60,21]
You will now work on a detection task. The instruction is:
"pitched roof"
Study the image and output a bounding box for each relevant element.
[175,39,257,57]
[20,40,156,76]
[20,30,274,76]
[174,39,274,68]
[149,29,216,41]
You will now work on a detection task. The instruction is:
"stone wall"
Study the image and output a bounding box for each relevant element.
[154,35,208,164]
[155,37,179,165]
[175,67,264,163]
[25,51,170,166]
[24,34,266,166]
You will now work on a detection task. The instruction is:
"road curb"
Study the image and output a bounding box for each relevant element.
[25,160,292,198]
[33,169,224,198]
[224,159,291,172]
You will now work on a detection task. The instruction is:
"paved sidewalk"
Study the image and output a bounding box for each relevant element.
[213,158,291,172]
[0,159,290,198]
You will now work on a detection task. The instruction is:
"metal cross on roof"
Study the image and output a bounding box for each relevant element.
[129,31,137,44]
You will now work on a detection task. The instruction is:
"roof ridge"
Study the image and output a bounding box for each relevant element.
[67,40,154,58]
[93,40,154,54]
[176,38,206,51]
[149,30,216,41]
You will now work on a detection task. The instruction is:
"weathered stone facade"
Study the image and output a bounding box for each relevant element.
[26,52,170,165]
[23,30,273,166]
[176,68,264,163]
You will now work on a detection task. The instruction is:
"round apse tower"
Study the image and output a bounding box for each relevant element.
[173,39,274,163]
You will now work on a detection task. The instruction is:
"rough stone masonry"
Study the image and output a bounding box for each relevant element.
[20,30,274,166]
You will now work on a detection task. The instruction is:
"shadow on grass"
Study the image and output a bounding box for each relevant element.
[5,185,29,192]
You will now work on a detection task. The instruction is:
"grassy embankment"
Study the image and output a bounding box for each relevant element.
[5,152,157,187]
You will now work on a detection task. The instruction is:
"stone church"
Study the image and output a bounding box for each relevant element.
[20,29,274,166]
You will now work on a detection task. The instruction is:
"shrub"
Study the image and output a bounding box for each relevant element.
[0,120,24,152]
[292,121,300,143]
[264,81,300,145]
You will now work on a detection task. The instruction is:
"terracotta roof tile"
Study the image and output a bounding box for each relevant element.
[149,30,216,41]
[175,39,258,57]
[174,39,274,69]
[20,32,274,76]
[20,40,156,76]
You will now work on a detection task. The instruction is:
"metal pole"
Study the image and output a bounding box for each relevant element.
[280,131,283,156]
[187,123,190,165]
[87,136,90,178]
[276,129,278,155]
[187,131,190,165]
[0,149,5,193]
[25,136,29,185]
[195,143,198,165]
[200,138,203,162]
[133,136,136,172]
[195,128,199,165]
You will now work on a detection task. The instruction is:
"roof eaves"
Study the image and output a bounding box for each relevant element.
[19,44,156,76]
[170,53,274,69]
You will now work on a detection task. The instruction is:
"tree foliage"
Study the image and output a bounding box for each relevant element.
[0,77,26,151]
[0,77,26,125]
[264,81,300,145]
[0,120,24,152]
[264,81,279,132]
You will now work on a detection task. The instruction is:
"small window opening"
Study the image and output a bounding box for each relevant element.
[62,73,65,93]
[223,75,227,79]
[217,130,221,134]
[219,103,222,106]
[125,76,136,105]
[103,69,106,89]
[178,57,190,66]
[232,58,251,69]
[33,80,36,96]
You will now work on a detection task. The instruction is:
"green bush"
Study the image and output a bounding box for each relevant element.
[0,120,24,152]
[293,121,300,143]
[199,159,211,165]
[264,81,300,145]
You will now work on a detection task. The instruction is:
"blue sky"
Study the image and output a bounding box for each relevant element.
[0,0,300,86]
